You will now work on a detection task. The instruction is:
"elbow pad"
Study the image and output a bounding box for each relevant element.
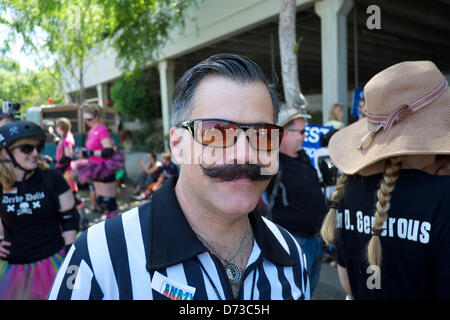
[82,149,92,158]
[59,206,80,232]
[101,148,114,158]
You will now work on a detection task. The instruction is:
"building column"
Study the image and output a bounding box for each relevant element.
[158,59,175,151]
[96,83,109,107]
[315,0,353,125]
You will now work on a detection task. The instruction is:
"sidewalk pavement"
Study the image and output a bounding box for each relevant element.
[313,262,347,300]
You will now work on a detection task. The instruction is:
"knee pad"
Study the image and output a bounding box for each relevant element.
[105,197,118,211]
[96,196,107,211]
[96,196,118,211]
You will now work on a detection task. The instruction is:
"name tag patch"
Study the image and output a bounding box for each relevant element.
[151,271,196,300]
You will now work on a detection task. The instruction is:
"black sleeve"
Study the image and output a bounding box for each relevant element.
[432,196,450,299]
[46,169,71,196]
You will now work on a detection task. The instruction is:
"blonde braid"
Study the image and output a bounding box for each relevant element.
[320,173,350,246]
[367,157,401,267]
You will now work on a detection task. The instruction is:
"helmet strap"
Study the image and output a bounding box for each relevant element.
[4,147,35,182]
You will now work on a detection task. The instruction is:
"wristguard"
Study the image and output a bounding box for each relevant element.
[59,206,80,232]
[101,148,114,158]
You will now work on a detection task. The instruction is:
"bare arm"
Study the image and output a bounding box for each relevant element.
[142,161,162,175]
[153,174,166,189]
[337,264,353,299]
[100,137,115,149]
[137,158,146,172]
[0,218,11,259]
[63,145,74,159]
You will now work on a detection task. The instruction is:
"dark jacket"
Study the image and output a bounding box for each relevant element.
[269,150,327,236]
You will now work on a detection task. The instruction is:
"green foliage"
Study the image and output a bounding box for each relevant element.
[293,36,303,54]
[1,0,201,111]
[0,57,64,111]
[103,0,201,69]
[110,70,158,121]
[133,125,166,153]
[1,0,201,72]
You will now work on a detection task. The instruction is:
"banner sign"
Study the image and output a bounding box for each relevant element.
[303,125,333,168]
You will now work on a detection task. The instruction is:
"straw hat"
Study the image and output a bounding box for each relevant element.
[277,104,311,127]
[329,61,450,175]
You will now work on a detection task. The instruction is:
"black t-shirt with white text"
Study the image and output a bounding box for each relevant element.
[335,169,450,299]
[1,169,71,264]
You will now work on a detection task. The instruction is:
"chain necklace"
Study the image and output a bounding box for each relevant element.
[193,219,250,285]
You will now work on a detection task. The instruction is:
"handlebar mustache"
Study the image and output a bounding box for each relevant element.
[200,163,275,182]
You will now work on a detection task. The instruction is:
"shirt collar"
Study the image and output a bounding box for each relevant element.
[146,176,296,272]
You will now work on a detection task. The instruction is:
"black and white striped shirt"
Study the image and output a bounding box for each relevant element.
[48,177,310,300]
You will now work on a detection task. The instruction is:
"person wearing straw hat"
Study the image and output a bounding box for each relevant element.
[265,104,327,296]
[320,61,450,299]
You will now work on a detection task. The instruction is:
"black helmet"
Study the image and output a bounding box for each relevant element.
[0,120,46,150]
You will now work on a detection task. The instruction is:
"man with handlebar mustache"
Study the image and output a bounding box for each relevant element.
[49,54,310,300]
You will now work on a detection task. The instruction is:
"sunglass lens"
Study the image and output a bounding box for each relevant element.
[18,143,43,154]
[248,125,282,151]
[195,120,238,147]
[21,145,34,154]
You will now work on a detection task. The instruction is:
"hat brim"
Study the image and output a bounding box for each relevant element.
[278,113,311,127]
[329,89,450,175]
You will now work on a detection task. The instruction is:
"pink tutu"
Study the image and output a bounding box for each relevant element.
[0,249,65,300]
[72,150,125,184]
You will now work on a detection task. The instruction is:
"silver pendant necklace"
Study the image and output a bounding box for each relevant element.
[193,219,250,285]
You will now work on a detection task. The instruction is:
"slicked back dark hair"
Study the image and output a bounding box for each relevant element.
[171,53,280,126]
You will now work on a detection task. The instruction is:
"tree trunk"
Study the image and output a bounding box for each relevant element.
[279,0,306,109]
[78,61,85,104]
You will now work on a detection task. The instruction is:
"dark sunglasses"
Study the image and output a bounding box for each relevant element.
[178,118,284,151]
[287,129,306,135]
[14,143,44,154]
[84,117,94,122]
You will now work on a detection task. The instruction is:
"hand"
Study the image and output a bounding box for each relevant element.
[77,147,91,159]
[0,240,11,259]
[40,154,54,165]
[75,148,84,159]
[437,162,450,175]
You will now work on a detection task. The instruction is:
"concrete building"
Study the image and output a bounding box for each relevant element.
[62,0,450,148]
